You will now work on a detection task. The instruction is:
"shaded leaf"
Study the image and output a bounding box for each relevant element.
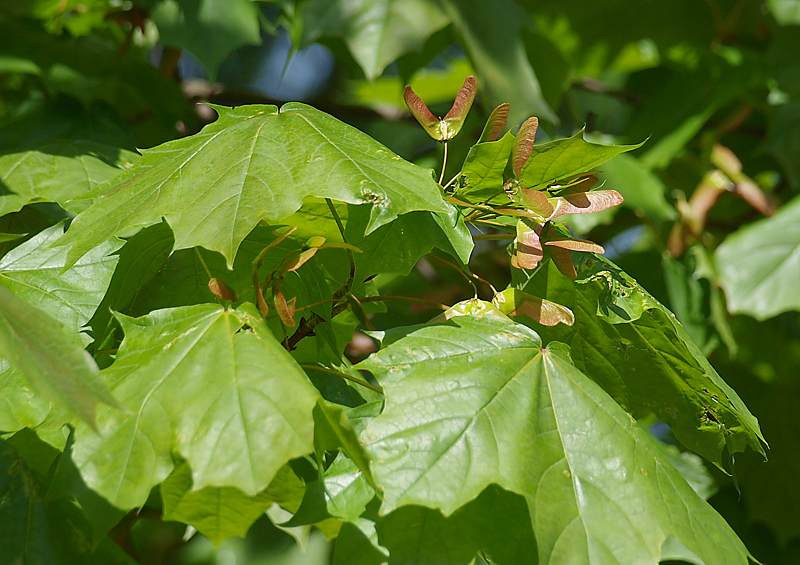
[526,255,765,464]
[0,222,121,332]
[716,195,800,320]
[0,285,115,426]
[378,486,535,565]
[151,0,262,79]
[300,0,449,80]
[0,439,134,565]
[0,141,137,216]
[443,0,557,125]
[161,461,278,544]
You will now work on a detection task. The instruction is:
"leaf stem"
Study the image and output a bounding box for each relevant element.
[300,364,383,394]
[442,172,461,191]
[325,198,356,283]
[438,142,448,185]
[194,248,213,280]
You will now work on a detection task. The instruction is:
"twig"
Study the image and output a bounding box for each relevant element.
[285,300,349,350]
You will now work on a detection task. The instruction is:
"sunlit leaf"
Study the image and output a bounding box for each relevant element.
[72,304,319,509]
[359,314,749,563]
[56,104,450,268]
[519,130,642,189]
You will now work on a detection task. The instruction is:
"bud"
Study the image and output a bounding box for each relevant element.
[284,247,320,273]
[208,278,236,301]
[256,286,269,316]
[274,289,296,328]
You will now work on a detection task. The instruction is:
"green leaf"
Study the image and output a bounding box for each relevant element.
[518,129,642,189]
[299,0,449,80]
[288,454,374,525]
[347,205,473,276]
[275,199,472,277]
[332,519,388,565]
[0,17,188,145]
[716,195,800,320]
[526,256,764,464]
[376,486,535,565]
[0,439,135,565]
[314,401,372,481]
[359,314,748,563]
[0,232,26,243]
[734,375,800,544]
[57,103,450,268]
[0,141,137,216]
[0,222,121,332]
[0,362,52,432]
[442,0,557,126]
[459,131,515,198]
[767,0,800,25]
[88,222,175,342]
[161,461,276,544]
[151,0,262,79]
[0,285,115,426]
[72,303,319,510]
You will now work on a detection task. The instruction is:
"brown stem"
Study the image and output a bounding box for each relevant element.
[285,301,350,350]
[159,47,182,79]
